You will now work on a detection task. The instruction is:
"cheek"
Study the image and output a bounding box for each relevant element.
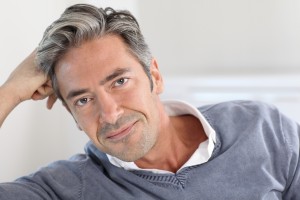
[70,108,99,139]
[124,81,153,104]
[129,90,160,128]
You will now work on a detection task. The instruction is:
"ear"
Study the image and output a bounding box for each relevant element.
[62,101,83,131]
[150,58,164,94]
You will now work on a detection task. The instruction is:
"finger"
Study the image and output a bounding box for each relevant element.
[34,79,52,94]
[31,91,48,100]
[46,93,58,109]
[36,84,53,96]
[32,83,54,101]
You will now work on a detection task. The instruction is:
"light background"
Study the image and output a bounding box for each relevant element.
[1,0,299,181]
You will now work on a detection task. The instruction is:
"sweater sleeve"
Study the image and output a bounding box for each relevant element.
[0,154,87,200]
[281,111,300,200]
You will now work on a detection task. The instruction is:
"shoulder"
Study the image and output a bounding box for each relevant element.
[199,100,278,117]
[200,100,299,173]
[199,100,283,127]
[199,100,299,156]
[199,100,298,134]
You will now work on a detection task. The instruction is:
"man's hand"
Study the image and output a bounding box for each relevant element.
[0,50,56,127]
[4,50,57,108]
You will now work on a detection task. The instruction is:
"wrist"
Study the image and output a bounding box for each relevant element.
[0,83,22,108]
[0,84,22,127]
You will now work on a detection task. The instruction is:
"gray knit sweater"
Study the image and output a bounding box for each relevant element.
[1,100,299,199]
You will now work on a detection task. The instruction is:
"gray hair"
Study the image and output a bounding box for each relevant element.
[36,4,153,100]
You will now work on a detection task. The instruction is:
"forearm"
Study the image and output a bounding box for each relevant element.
[0,85,20,127]
[0,50,56,128]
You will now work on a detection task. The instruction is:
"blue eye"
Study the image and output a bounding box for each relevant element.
[75,97,91,106]
[114,78,128,87]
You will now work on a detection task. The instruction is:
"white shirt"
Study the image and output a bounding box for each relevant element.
[107,100,216,174]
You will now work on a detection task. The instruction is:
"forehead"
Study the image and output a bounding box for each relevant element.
[54,35,144,96]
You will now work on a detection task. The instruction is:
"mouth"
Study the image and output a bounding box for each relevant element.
[106,121,137,142]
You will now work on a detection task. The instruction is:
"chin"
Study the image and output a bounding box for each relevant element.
[114,150,146,162]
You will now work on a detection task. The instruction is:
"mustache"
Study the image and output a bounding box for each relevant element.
[97,114,139,137]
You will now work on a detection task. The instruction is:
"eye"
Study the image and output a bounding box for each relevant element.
[75,97,92,106]
[114,78,129,87]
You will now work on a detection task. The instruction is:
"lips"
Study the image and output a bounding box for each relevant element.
[106,121,137,141]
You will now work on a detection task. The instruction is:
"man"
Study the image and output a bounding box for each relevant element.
[0,4,299,200]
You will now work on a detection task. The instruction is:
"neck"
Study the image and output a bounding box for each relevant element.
[135,113,207,173]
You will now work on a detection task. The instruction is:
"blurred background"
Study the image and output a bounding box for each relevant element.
[1,0,300,182]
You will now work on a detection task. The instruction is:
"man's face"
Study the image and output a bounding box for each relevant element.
[55,35,164,162]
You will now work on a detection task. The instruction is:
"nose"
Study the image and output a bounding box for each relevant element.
[97,92,123,124]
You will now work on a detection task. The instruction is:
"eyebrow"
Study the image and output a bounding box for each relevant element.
[99,68,130,85]
[65,68,131,100]
[66,89,89,100]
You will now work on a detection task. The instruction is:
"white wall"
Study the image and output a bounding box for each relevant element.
[137,0,300,76]
[1,0,299,182]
